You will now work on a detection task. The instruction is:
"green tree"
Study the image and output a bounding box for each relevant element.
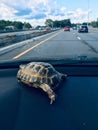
[53,20,60,27]
[90,18,98,27]
[52,19,71,28]
[82,22,87,25]
[0,20,6,30]
[35,25,41,29]
[12,21,24,29]
[0,20,32,30]
[71,23,77,27]
[45,19,53,27]
[24,22,32,29]
[63,19,71,27]
[91,21,97,27]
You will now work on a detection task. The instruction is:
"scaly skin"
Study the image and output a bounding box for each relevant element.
[40,84,56,104]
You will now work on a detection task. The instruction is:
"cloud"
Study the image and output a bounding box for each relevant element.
[0,0,96,25]
[0,3,18,20]
[66,8,91,23]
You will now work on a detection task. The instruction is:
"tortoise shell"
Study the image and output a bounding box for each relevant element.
[17,62,67,104]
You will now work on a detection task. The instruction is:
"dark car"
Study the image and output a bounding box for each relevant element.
[64,26,70,31]
[78,25,88,33]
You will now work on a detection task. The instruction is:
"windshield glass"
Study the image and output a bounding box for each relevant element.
[0,0,98,63]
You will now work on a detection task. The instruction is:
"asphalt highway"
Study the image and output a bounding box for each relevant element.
[0,29,98,61]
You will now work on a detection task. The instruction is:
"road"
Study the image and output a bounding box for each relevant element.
[0,29,98,61]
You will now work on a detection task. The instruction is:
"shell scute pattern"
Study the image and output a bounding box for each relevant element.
[17,62,67,104]
[35,66,41,72]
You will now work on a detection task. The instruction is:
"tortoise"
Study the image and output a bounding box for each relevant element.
[17,62,67,104]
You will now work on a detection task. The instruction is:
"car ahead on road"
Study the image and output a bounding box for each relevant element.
[78,25,88,33]
[64,26,70,31]
[45,27,51,31]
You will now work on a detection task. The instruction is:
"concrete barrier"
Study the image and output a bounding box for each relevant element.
[0,30,58,48]
[0,30,60,55]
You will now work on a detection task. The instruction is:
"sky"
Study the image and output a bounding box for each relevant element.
[0,0,98,26]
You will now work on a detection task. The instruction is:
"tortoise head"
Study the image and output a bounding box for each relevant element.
[19,64,26,69]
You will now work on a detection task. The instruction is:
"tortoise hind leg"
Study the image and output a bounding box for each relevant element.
[40,84,56,104]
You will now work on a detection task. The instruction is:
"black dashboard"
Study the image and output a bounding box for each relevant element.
[0,59,98,130]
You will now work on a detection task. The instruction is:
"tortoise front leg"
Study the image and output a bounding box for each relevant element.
[40,84,56,104]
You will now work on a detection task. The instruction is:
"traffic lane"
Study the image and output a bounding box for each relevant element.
[76,30,98,40]
[0,30,63,60]
[0,30,97,61]
[13,31,97,60]
[73,29,98,40]
[75,31,98,52]
[87,31,98,41]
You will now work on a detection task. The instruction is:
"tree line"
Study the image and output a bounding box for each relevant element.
[45,18,98,28]
[0,18,98,31]
[0,20,32,30]
[90,19,98,28]
[45,19,71,28]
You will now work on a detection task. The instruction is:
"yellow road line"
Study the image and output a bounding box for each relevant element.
[13,30,62,59]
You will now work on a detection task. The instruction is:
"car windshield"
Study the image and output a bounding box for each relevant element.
[0,0,98,63]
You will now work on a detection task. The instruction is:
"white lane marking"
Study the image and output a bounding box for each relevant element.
[77,36,81,40]
[13,30,63,59]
